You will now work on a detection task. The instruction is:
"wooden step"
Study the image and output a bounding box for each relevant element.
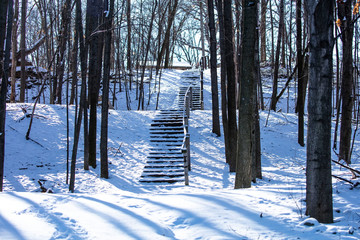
[144,164,184,168]
[147,155,183,159]
[139,178,184,183]
[142,168,184,173]
[150,131,183,135]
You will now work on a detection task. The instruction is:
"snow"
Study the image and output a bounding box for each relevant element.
[1,69,359,239]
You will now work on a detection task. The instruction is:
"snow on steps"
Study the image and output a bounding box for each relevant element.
[140,70,201,184]
[140,110,186,184]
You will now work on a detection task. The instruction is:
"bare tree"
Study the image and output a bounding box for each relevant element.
[10,0,19,103]
[207,0,220,136]
[269,0,284,111]
[260,0,267,62]
[19,0,27,103]
[155,0,179,75]
[87,0,104,169]
[0,0,13,191]
[220,0,237,172]
[305,0,334,224]
[100,0,115,179]
[235,0,258,189]
[338,0,354,164]
[296,0,305,147]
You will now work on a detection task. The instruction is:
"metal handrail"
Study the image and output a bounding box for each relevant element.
[182,86,192,186]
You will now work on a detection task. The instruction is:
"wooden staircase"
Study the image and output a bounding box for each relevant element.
[140,70,201,184]
[140,110,186,183]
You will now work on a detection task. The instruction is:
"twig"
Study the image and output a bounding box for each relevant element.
[114,143,123,157]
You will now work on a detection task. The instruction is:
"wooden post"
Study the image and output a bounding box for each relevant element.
[182,147,189,185]
[189,87,193,111]
[186,133,190,171]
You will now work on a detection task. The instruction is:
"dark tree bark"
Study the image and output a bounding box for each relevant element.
[54,0,72,104]
[260,0,267,62]
[69,0,88,192]
[305,0,334,224]
[126,0,132,90]
[87,0,104,169]
[10,0,19,103]
[207,0,221,137]
[338,0,354,164]
[0,0,13,192]
[223,0,237,172]
[296,0,305,147]
[100,0,114,179]
[235,0,257,189]
[216,0,230,166]
[69,22,79,106]
[269,0,284,111]
[19,0,26,103]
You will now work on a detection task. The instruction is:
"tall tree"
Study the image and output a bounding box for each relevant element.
[222,0,237,172]
[235,0,258,189]
[126,0,132,90]
[0,0,13,191]
[200,0,206,110]
[260,0,267,62]
[10,0,19,103]
[216,0,231,167]
[100,0,114,179]
[296,0,305,147]
[207,0,221,136]
[338,0,354,164]
[269,0,284,111]
[69,0,89,191]
[155,0,179,74]
[54,0,72,104]
[138,0,158,111]
[87,0,104,169]
[305,0,334,223]
[19,0,27,103]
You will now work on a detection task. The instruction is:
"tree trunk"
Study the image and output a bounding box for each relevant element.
[305,0,334,224]
[126,0,132,90]
[296,0,305,147]
[260,0,267,62]
[338,0,354,164]
[19,0,27,103]
[235,0,257,189]
[155,0,178,75]
[223,0,237,172]
[200,0,205,110]
[207,0,221,137]
[269,0,284,111]
[87,0,104,169]
[0,0,13,192]
[101,0,114,179]
[216,0,230,165]
[10,0,19,103]
[69,0,89,191]
[69,24,79,106]
[55,0,72,104]
[138,0,157,111]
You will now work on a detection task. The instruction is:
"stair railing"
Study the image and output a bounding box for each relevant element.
[182,86,192,186]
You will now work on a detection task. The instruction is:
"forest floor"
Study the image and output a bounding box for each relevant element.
[0,68,359,239]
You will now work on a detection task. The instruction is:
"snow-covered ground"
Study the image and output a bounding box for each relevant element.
[0,69,359,239]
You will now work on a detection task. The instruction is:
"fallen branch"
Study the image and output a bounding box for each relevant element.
[15,36,46,61]
[332,175,355,186]
[332,159,360,177]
